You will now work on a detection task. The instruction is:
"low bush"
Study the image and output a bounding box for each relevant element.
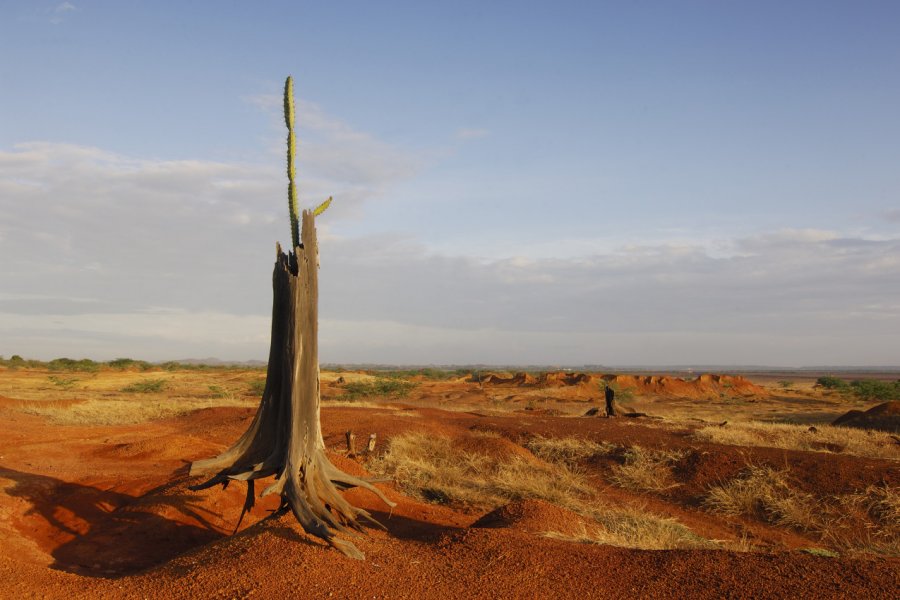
[247,379,267,395]
[342,377,417,399]
[816,375,848,389]
[0,355,44,369]
[849,379,900,402]
[121,378,167,393]
[107,358,153,370]
[48,357,100,372]
[47,375,78,388]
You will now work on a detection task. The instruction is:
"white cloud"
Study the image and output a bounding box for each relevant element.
[1,139,898,366]
[0,309,269,362]
[50,2,76,24]
[0,129,419,330]
[314,228,900,365]
[242,94,421,215]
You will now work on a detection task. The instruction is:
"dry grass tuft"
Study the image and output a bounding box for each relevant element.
[853,484,900,525]
[368,432,594,507]
[705,465,819,530]
[714,533,767,553]
[18,396,254,426]
[707,469,900,555]
[609,446,686,493]
[693,421,899,461]
[831,484,900,555]
[369,432,711,550]
[525,435,617,464]
[543,513,713,551]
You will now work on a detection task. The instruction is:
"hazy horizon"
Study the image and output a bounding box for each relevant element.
[2,2,899,367]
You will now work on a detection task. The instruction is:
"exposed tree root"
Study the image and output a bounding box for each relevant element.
[189,211,395,559]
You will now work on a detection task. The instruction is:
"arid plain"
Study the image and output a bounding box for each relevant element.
[0,362,897,599]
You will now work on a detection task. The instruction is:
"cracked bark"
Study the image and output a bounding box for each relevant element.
[189,210,395,559]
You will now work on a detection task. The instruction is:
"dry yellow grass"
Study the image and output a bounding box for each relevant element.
[852,484,900,525]
[829,484,900,556]
[367,432,594,507]
[707,467,900,555]
[17,395,255,426]
[2,369,265,425]
[369,432,711,550]
[2,367,426,425]
[705,465,819,530]
[543,515,713,551]
[609,445,686,493]
[525,435,617,464]
[693,421,899,461]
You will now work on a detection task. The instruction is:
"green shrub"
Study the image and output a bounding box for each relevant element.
[107,358,153,370]
[342,377,417,400]
[247,379,267,395]
[376,368,462,381]
[816,376,848,390]
[48,358,99,372]
[206,385,224,397]
[48,375,78,388]
[1,355,46,369]
[159,361,217,371]
[603,381,634,401]
[849,380,900,402]
[121,378,167,393]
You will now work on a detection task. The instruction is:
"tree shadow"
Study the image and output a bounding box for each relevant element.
[367,508,463,542]
[0,466,227,577]
[262,522,326,548]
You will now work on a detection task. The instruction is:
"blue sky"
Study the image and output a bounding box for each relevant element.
[1,1,899,366]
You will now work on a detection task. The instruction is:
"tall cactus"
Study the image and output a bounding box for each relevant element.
[190,76,383,560]
[284,76,300,250]
[284,76,330,248]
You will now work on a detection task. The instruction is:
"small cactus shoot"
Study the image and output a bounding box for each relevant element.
[284,76,300,249]
[284,76,331,249]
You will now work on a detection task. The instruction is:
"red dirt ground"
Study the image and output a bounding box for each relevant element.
[0,379,898,599]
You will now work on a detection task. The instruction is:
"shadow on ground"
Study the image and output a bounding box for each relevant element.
[0,466,225,577]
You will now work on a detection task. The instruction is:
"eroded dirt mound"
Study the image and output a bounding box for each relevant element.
[603,373,765,399]
[451,433,540,464]
[538,371,596,386]
[833,401,900,433]
[471,499,592,536]
[478,372,537,385]
[474,371,766,399]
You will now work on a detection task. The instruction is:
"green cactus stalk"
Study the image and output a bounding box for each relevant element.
[284,75,300,249]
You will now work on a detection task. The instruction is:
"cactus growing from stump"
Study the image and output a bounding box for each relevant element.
[189,76,392,559]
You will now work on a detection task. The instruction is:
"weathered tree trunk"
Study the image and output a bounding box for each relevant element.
[189,210,394,559]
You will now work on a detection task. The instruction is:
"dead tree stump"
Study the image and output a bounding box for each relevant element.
[189,210,394,559]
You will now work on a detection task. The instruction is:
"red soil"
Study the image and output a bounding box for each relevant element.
[475,371,767,399]
[0,396,897,598]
